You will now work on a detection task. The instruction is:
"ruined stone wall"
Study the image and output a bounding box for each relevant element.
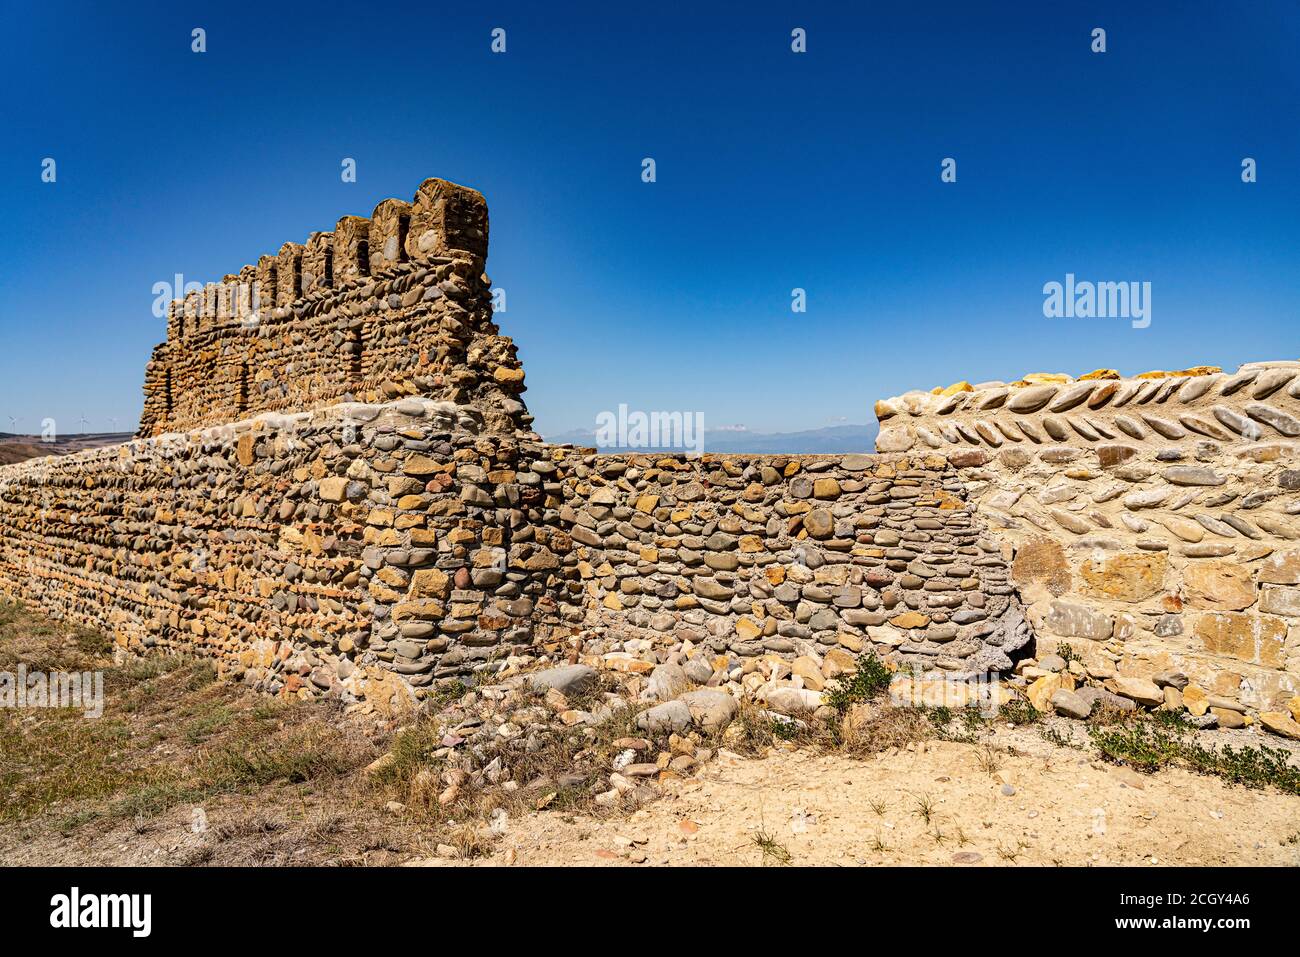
[0,398,574,717]
[538,448,1028,689]
[11,173,1299,726]
[0,403,1028,712]
[875,360,1300,713]
[138,178,528,439]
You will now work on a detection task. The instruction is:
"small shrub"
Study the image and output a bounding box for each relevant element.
[998,697,1041,726]
[823,653,893,713]
[1089,720,1182,772]
[1089,715,1300,795]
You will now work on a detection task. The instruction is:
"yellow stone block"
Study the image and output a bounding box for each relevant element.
[409,568,450,599]
[1021,372,1073,384]
[888,611,929,629]
[1026,673,1063,712]
[376,567,407,587]
[1182,684,1209,716]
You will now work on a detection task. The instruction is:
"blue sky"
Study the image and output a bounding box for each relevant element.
[2,0,1297,436]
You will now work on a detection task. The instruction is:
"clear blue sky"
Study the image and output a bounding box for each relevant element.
[2,0,1297,437]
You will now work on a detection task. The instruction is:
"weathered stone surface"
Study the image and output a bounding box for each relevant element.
[1026,673,1064,712]
[1042,600,1113,640]
[1011,537,1072,596]
[1007,385,1057,413]
[1259,585,1300,617]
[1181,561,1256,611]
[636,700,692,733]
[1080,553,1166,602]
[318,477,349,502]
[803,509,834,539]
[1111,675,1164,707]
[530,665,598,696]
[677,689,738,732]
[646,663,689,701]
[1194,612,1286,667]
[1050,688,1093,719]
[875,426,915,452]
[763,686,823,715]
[1259,711,1300,740]
[1163,466,1225,486]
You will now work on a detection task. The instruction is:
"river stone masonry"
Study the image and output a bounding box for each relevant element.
[540,449,1030,682]
[876,362,1300,719]
[2,176,1294,730]
[0,177,1028,715]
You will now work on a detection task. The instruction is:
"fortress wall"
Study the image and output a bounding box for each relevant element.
[875,361,1300,713]
[12,174,1300,726]
[539,448,1028,688]
[138,178,525,440]
[0,399,569,718]
[0,402,1026,711]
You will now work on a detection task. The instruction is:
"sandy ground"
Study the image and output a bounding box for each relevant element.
[7,720,1300,867]
[425,723,1300,867]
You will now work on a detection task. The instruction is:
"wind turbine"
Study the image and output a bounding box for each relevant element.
[78,414,90,435]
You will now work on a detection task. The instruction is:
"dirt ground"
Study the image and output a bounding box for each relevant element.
[411,720,1300,867]
[10,720,1300,868]
[3,602,1299,868]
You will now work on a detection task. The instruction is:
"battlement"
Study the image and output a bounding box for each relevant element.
[138,178,520,438]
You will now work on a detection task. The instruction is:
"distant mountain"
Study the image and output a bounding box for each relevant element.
[0,433,133,466]
[541,422,879,455]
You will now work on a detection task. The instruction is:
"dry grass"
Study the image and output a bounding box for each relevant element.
[726,697,934,759]
[0,600,382,863]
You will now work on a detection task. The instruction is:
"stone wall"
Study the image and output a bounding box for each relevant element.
[0,401,1024,713]
[874,361,1300,713]
[537,449,1028,687]
[7,174,1298,726]
[138,178,528,439]
[0,398,572,717]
